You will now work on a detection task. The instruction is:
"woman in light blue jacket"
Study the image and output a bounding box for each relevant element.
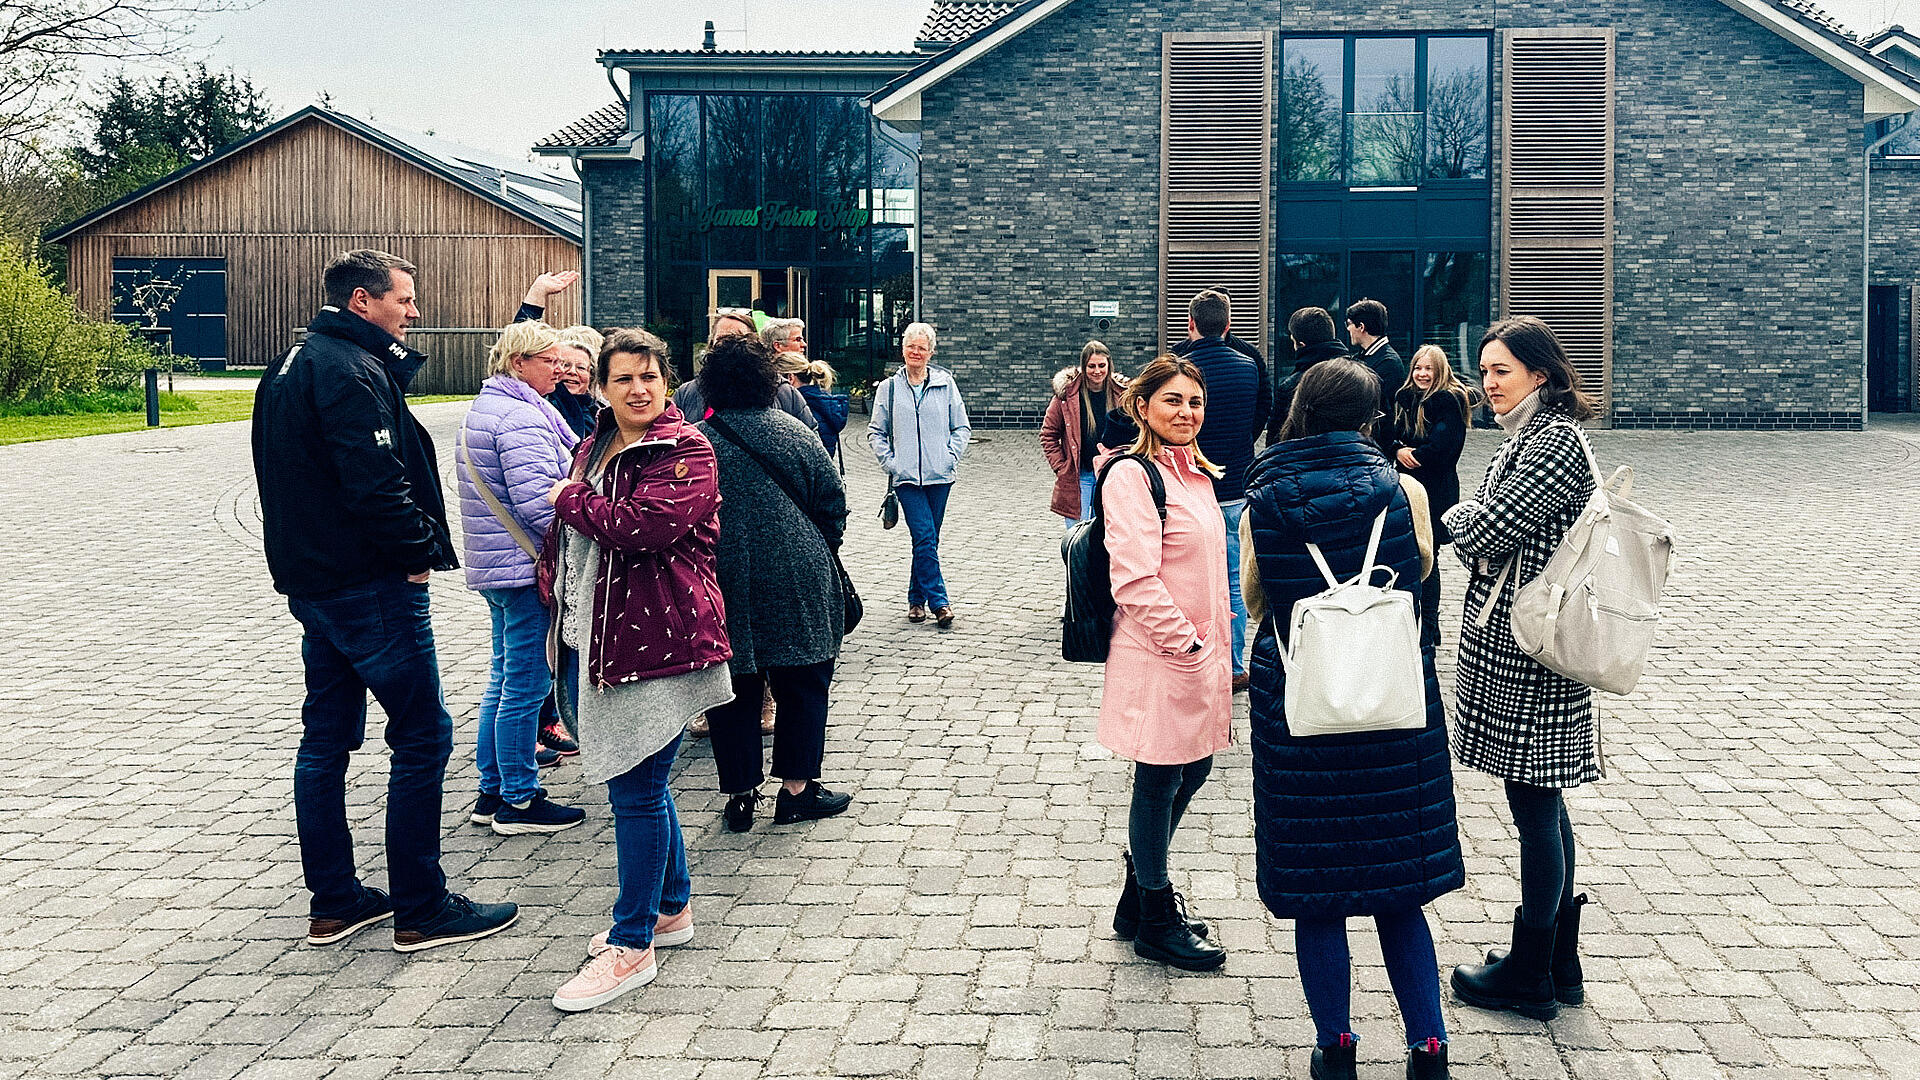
[868,322,971,628]
[457,320,585,836]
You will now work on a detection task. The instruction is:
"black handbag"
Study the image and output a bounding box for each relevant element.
[702,413,863,636]
[1060,453,1164,662]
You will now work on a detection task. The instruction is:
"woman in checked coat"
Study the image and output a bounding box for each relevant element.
[1442,316,1599,1023]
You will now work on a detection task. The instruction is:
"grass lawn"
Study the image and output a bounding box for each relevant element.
[0,390,471,446]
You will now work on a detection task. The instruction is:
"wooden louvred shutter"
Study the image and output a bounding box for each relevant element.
[1501,30,1614,419]
[1161,33,1272,352]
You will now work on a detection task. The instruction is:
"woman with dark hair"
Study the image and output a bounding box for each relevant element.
[1390,345,1475,655]
[1098,354,1231,974]
[1443,315,1599,1023]
[694,335,854,833]
[1245,358,1461,1080]
[1040,340,1127,525]
[542,327,733,1011]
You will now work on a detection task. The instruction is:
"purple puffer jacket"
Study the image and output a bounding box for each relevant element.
[457,375,578,591]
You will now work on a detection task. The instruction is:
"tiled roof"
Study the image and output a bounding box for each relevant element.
[917,1,1018,45]
[1775,0,1860,42]
[598,49,923,58]
[536,102,627,150]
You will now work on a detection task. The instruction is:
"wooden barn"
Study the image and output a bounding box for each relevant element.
[47,106,584,394]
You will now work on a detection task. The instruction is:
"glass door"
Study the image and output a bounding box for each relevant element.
[708,269,760,313]
[786,266,812,329]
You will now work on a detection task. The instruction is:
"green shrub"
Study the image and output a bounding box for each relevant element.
[0,242,158,403]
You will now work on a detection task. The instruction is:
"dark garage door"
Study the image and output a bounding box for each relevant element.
[111,257,228,366]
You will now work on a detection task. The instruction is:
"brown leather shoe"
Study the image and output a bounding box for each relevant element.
[934,605,955,628]
[307,887,393,946]
[908,605,928,623]
[1231,673,1251,693]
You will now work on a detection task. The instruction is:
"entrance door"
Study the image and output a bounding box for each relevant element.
[1348,250,1417,358]
[785,266,812,329]
[708,269,761,313]
[111,257,227,366]
[1868,285,1902,412]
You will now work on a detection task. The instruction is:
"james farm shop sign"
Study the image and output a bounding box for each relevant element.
[693,202,872,233]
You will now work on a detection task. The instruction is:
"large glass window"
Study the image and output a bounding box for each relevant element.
[1274,252,1343,366]
[1422,251,1490,368]
[1350,38,1419,186]
[1282,39,1343,181]
[1280,34,1489,187]
[1274,249,1490,371]
[1426,38,1490,179]
[1879,114,1920,158]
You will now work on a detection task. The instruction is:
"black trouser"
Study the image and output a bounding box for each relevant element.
[1506,780,1577,928]
[1419,561,1442,655]
[708,659,834,794]
[1128,757,1214,891]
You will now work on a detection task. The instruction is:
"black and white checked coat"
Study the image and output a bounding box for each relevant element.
[1443,406,1599,789]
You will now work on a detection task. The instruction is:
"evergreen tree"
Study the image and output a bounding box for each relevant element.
[69,66,274,200]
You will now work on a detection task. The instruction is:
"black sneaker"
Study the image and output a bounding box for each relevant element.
[537,747,562,768]
[723,789,761,833]
[391,893,519,953]
[306,886,393,946]
[540,723,580,756]
[470,793,502,825]
[773,781,853,825]
[490,795,586,836]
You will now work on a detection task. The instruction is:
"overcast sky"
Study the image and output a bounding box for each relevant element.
[127,0,1916,161]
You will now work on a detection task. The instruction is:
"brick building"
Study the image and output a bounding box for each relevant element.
[539,0,1920,428]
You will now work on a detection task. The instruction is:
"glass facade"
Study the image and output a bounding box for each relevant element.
[645,92,917,387]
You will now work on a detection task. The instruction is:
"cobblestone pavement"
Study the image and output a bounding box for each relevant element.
[3,406,1918,1080]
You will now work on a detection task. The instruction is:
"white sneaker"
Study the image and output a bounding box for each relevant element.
[553,945,655,1012]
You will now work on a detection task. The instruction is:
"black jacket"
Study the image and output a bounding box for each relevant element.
[252,307,458,598]
[1359,340,1407,417]
[1175,335,1269,501]
[1269,339,1351,442]
[1390,386,1468,545]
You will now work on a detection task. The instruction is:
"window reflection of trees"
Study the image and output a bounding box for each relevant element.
[1281,36,1488,186]
[1282,41,1341,181]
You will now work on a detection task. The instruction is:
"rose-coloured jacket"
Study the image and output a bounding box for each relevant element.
[1038,367,1125,518]
[539,402,732,688]
[1097,444,1233,765]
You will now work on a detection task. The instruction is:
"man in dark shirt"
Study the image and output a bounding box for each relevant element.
[1176,289,1268,690]
[253,250,517,954]
[1269,306,1351,442]
[1346,298,1407,418]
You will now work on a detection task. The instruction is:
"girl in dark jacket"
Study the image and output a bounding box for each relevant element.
[1390,345,1473,654]
[1245,359,1463,1080]
[795,360,850,460]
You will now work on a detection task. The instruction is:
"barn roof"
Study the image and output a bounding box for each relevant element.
[47,107,583,245]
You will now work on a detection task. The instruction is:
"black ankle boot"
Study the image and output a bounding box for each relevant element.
[1113,852,1209,940]
[1133,884,1225,971]
[1405,1038,1449,1079]
[1310,1035,1357,1080]
[1452,908,1558,1020]
[1482,893,1587,1005]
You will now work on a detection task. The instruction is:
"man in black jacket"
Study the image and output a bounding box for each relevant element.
[1346,297,1407,418]
[253,250,517,953]
[1269,306,1351,442]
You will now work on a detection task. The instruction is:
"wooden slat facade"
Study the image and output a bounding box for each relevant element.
[63,115,582,395]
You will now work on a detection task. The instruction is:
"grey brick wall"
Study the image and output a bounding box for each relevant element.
[587,161,648,330]
[917,0,1874,428]
[1870,159,1920,410]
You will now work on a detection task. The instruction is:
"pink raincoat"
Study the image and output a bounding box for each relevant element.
[1097,445,1233,765]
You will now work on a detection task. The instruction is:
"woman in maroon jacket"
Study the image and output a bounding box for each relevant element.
[539,327,734,1013]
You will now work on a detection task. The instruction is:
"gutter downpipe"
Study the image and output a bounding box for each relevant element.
[565,149,592,326]
[1865,114,1909,426]
[870,112,923,325]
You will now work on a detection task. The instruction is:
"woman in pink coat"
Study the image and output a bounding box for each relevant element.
[1098,354,1233,973]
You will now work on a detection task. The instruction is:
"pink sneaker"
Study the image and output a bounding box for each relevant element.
[587,907,694,956]
[552,945,655,1012]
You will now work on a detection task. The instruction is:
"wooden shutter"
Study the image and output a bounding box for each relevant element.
[1501,30,1614,419]
[1161,33,1272,352]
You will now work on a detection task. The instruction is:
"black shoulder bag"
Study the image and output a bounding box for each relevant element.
[1060,453,1165,663]
[703,413,863,636]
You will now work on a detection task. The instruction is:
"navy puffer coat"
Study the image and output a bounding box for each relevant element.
[1245,431,1464,920]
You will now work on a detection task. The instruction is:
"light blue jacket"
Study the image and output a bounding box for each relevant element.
[457,375,578,591]
[868,366,971,485]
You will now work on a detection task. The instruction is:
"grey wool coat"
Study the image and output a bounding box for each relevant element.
[698,407,848,675]
[1443,401,1600,789]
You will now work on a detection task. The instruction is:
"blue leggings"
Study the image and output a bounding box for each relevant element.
[1294,908,1447,1050]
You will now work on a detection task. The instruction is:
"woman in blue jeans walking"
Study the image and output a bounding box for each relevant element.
[541,328,735,1011]
[868,322,971,628]
[457,320,586,836]
[1244,360,1463,1080]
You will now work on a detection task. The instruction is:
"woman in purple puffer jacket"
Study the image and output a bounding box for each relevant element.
[457,320,585,836]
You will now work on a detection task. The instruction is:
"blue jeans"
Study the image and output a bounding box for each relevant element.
[477,586,551,805]
[606,734,691,950]
[287,575,452,927]
[1295,908,1448,1049]
[1220,499,1249,676]
[1065,469,1097,526]
[895,482,951,608]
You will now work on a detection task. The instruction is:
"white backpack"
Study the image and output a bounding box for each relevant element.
[1475,426,1674,695]
[1278,510,1429,738]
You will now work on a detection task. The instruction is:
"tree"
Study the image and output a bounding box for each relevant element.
[0,0,242,144]
[69,65,273,201]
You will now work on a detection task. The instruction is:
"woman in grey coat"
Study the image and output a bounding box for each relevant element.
[694,335,854,833]
[1443,316,1599,1024]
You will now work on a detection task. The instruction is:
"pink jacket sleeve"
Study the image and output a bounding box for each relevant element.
[1102,457,1199,654]
[1039,397,1069,475]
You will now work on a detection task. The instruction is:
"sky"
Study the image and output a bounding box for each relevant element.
[106,0,1916,163]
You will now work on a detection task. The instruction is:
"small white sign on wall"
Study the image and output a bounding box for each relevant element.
[1088,301,1120,318]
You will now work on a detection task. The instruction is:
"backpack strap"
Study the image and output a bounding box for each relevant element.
[1304,508,1389,590]
[1090,453,1166,524]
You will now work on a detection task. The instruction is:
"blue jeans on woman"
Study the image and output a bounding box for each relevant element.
[1294,908,1447,1050]
[606,733,691,950]
[895,482,951,608]
[1067,469,1096,526]
[476,586,550,806]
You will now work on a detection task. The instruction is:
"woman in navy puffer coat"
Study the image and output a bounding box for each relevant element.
[1245,360,1461,1080]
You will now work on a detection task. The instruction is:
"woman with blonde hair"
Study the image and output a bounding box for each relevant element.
[1097,354,1230,973]
[1040,340,1126,525]
[795,359,849,459]
[1389,345,1475,654]
[458,319,586,836]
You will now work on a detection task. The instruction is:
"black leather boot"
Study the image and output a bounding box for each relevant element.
[1310,1034,1357,1080]
[1113,852,1209,940]
[1483,893,1587,1005]
[1405,1038,1449,1079]
[1133,884,1225,971]
[1453,908,1558,1020]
